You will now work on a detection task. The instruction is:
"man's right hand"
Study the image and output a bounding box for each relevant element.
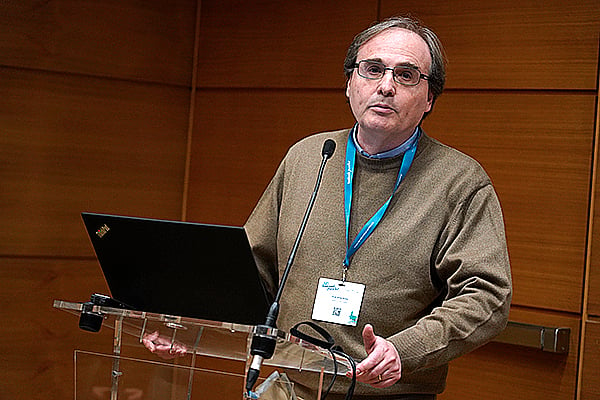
[142,331,188,359]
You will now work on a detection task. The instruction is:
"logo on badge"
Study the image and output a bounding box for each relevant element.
[348,311,357,325]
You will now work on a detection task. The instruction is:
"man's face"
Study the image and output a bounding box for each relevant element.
[346,28,434,151]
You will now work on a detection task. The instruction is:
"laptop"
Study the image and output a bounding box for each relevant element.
[81,212,271,325]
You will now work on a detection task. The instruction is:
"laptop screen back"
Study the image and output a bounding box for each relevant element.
[81,212,271,325]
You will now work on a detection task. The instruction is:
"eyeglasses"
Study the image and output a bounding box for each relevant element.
[353,60,429,86]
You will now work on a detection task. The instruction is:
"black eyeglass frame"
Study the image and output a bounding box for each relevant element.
[353,60,430,86]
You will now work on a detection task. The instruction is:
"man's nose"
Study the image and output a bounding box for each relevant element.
[377,69,396,96]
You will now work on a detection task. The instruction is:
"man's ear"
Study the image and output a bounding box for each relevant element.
[426,89,434,112]
[345,76,352,99]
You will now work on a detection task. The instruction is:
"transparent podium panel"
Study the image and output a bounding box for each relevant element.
[56,300,350,399]
[75,350,251,400]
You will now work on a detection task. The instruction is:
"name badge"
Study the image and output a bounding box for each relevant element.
[312,278,365,326]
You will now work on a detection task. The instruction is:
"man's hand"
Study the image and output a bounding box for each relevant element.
[347,324,402,387]
[142,331,187,359]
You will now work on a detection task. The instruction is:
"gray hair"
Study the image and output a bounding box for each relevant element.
[344,16,446,112]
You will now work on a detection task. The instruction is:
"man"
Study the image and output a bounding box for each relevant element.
[244,15,512,399]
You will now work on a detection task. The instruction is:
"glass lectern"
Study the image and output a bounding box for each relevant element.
[54,300,350,399]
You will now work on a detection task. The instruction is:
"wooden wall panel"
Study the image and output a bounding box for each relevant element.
[422,92,596,313]
[0,257,112,400]
[580,319,600,399]
[591,218,600,316]
[0,0,196,85]
[440,307,579,400]
[0,68,190,257]
[380,0,600,90]
[588,94,600,317]
[185,89,355,225]
[195,0,377,89]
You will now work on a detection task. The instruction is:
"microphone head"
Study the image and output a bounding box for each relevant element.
[322,139,336,159]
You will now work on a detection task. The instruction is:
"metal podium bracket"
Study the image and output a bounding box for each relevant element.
[494,321,570,354]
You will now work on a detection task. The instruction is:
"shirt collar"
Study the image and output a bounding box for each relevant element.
[351,124,421,159]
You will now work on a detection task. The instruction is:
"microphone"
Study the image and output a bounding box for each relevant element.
[245,139,336,395]
[322,138,336,159]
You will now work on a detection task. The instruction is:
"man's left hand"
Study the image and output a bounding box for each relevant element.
[347,324,402,387]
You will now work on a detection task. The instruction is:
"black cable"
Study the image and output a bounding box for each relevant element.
[290,321,356,399]
[321,349,338,399]
[331,348,356,400]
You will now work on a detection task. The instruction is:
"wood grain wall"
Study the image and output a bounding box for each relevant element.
[1,0,598,399]
[0,1,196,398]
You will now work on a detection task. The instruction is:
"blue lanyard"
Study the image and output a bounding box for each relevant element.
[343,130,420,279]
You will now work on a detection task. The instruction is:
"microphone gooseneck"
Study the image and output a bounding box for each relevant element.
[245,139,336,395]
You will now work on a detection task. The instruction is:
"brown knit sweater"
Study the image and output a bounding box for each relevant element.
[245,129,512,398]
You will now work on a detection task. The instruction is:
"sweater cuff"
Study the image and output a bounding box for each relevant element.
[389,326,432,375]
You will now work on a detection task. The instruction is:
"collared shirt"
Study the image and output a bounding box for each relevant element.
[351,124,421,159]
